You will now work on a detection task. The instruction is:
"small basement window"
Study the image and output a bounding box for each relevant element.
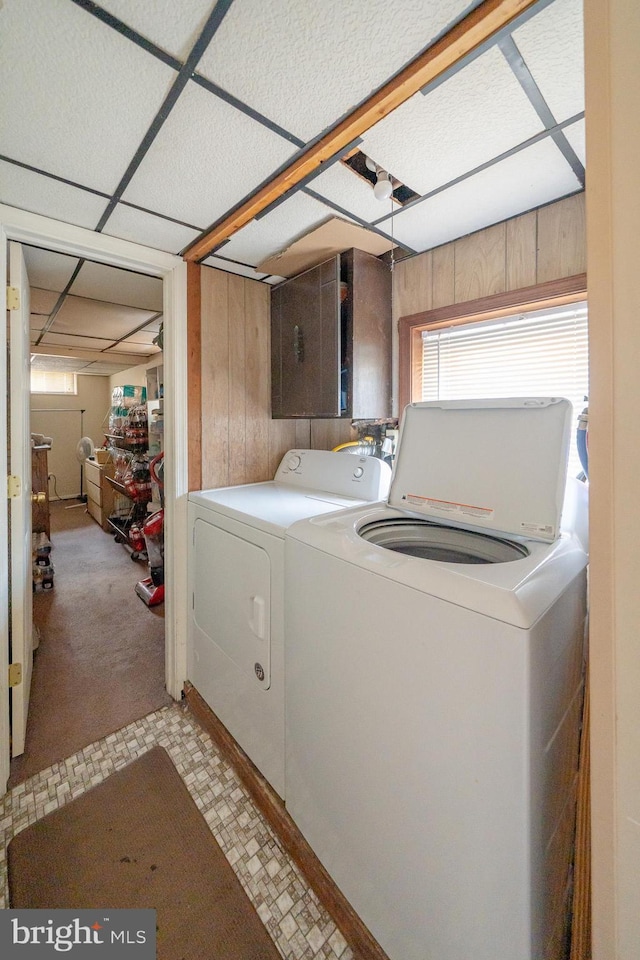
[399,279,588,479]
[30,369,77,395]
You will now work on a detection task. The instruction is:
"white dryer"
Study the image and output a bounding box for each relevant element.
[188,449,390,799]
[284,400,588,960]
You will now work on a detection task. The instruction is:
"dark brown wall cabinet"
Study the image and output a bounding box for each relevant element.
[271,248,391,419]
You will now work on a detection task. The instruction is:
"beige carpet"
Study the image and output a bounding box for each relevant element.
[8,746,281,960]
[9,500,172,787]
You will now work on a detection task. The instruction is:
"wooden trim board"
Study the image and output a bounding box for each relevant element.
[183,0,539,262]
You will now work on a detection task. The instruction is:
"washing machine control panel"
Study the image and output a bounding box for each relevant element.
[275,450,391,501]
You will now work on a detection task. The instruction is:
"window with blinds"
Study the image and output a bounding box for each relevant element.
[420,301,588,476]
[30,369,77,395]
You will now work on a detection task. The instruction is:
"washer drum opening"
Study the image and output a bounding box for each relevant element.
[358,518,530,564]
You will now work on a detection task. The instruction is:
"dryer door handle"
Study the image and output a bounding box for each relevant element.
[249,595,266,640]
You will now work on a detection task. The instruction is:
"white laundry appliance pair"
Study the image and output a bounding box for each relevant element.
[187,449,391,798]
[284,399,589,960]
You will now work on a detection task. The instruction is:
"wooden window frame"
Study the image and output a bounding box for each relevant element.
[398,273,588,411]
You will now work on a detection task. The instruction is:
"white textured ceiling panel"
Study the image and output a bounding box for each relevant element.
[52,297,157,338]
[562,118,586,167]
[30,289,60,315]
[0,0,176,193]
[103,204,201,256]
[31,355,95,373]
[220,191,341,267]
[107,341,160,357]
[0,162,108,229]
[361,45,544,198]
[97,0,217,61]
[389,139,582,253]
[78,364,136,376]
[121,328,161,346]
[201,257,269,281]
[197,0,482,141]
[30,316,46,335]
[122,80,298,228]
[39,333,117,351]
[307,162,400,224]
[70,262,163,312]
[512,0,584,123]
[22,247,80,292]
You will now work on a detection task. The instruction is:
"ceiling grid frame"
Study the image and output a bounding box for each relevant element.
[0,0,586,371]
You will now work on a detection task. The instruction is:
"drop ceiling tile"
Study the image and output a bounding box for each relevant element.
[121,80,298,228]
[122,329,160,346]
[39,333,117,351]
[22,248,80,292]
[96,0,217,61]
[31,354,95,373]
[103,204,201,256]
[197,0,483,142]
[0,162,108,229]
[563,118,585,167]
[30,316,46,336]
[512,0,584,124]
[389,139,582,253]
[106,342,161,357]
[52,296,157,339]
[79,364,133,376]
[30,289,60,314]
[307,162,401,223]
[361,45,544,198]
[220,191,339,267]
[69,262,163,312]
[1,0,176,193]
[201,257,268,281]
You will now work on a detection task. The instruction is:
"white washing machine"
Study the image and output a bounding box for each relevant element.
[284,400,589,960]
[188,449,390,799]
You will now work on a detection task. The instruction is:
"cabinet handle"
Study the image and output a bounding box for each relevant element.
[293,324,304,363]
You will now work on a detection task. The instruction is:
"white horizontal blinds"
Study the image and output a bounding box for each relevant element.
[30,370,77,394]
[421,302,588,475]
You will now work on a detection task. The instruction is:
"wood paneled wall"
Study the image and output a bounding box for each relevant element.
[195,267,353,491]
[393,192,586,323]
[190,194,585,490]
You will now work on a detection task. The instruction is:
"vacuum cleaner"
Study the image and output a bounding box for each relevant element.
[135,452,164,607]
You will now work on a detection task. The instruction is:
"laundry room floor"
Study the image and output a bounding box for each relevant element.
[0,703,352,960]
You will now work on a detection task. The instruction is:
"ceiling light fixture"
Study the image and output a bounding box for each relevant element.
[373,169,393,202]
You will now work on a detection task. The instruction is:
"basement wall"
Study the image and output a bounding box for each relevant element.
[189,192,585,491]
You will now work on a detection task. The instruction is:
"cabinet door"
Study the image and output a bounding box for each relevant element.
[346,248,392,419]
[271,258,340,417]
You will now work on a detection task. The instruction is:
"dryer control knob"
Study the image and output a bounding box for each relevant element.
[287,454,301,471]
[353,466,364,478]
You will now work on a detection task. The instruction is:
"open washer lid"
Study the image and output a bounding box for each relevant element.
[389,398,572,542]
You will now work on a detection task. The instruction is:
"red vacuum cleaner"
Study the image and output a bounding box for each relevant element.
[135,452,164,607]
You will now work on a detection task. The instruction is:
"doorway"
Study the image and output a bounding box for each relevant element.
[10,242,173,785]
[0,205,189,796]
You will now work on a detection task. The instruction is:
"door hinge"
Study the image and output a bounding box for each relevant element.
[9,663,22,688]
[7,475,21,498]
[6,286,20,311]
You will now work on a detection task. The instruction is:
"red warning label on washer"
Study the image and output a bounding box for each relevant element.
[406,494,495,520]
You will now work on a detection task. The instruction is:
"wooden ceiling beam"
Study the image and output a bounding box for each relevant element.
[183,0,540,263]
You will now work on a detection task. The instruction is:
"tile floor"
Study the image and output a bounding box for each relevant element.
[0,703,352,960]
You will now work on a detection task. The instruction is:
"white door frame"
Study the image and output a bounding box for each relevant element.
[0,203,189,794]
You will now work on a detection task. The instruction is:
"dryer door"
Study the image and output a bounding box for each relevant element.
[193,519,271,688]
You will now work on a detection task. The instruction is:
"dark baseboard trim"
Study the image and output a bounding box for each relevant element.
[184,682,390,960]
